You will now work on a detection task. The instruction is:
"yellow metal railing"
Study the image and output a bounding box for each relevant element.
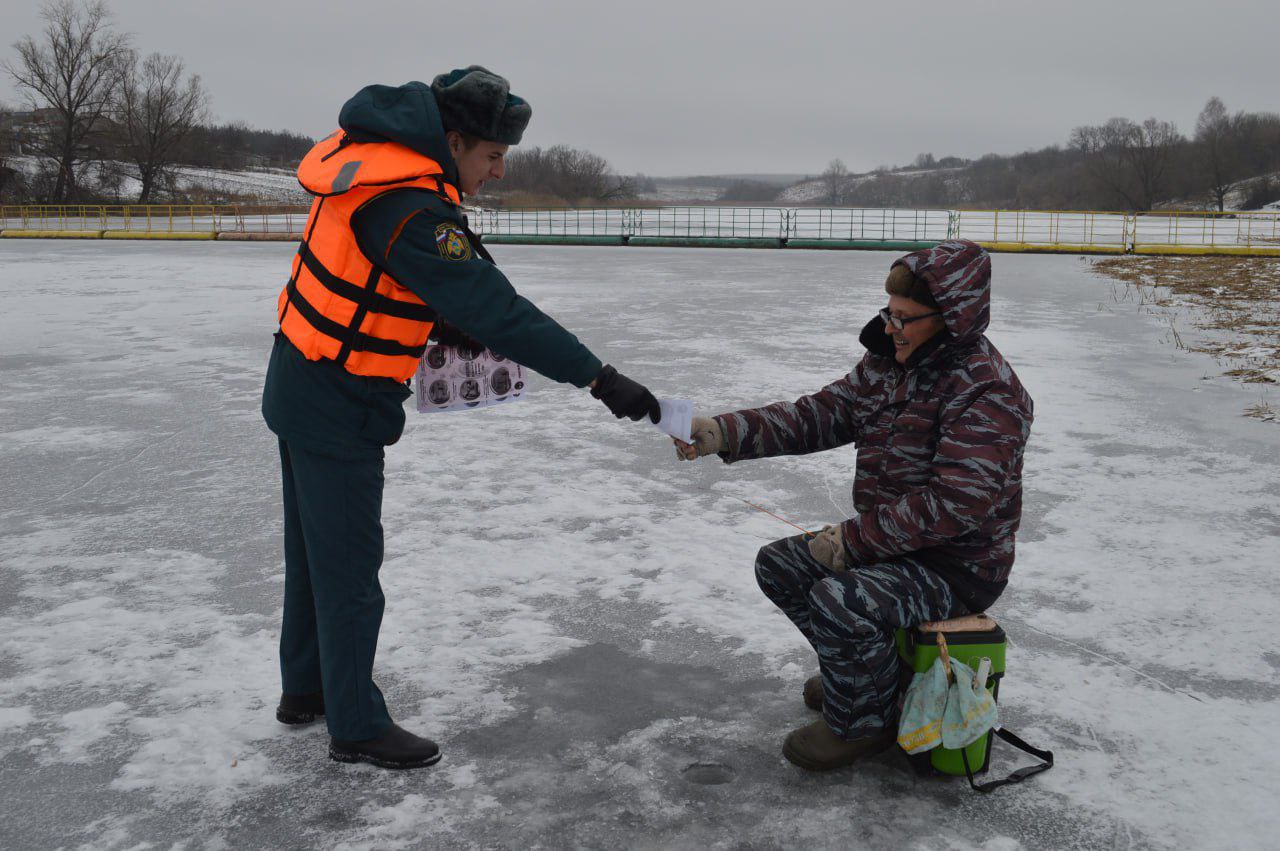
[1130,209,1280,251]
[952,209,1133,253]
[3,204,1279,255]
[0,204,311,235]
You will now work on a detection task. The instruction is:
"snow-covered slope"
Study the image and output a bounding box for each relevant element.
[171,165,308,204]
[777,166,964,204]
[4,155,308,203]
[1222,172,1280,211]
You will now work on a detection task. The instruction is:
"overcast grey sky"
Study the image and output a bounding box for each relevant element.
[2,0,1276,176]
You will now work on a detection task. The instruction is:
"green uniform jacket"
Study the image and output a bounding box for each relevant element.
[263,81,603,458]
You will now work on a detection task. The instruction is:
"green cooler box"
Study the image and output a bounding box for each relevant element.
[895,615,1006,777]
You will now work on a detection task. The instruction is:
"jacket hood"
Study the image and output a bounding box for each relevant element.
[337,81,457,183]
[892,240,991,347]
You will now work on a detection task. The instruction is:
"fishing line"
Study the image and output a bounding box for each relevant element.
[697,486,815,536]
[704,487,1205,703]
[998,615,1205,703]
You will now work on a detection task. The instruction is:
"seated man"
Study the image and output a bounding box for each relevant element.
[675,240,1032,771]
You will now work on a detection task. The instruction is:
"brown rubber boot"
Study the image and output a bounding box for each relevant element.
[803,675,823,711]
[782,718,895,771]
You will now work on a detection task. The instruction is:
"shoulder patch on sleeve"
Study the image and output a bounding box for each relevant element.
[434,223,473,262]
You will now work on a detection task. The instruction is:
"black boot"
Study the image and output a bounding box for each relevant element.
[277,690,325,725]
[329,723,441,770]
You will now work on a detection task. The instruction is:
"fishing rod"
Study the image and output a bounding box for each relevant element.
[699,487,816,537]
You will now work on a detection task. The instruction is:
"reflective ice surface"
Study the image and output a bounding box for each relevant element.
[2,242,1278,849]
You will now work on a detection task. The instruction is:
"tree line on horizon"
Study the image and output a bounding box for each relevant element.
[795,99,1280,212]
[474,101,1280,211]
[2,1,1276,210]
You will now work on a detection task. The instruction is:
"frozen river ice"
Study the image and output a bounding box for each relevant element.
[1,242,1278,849]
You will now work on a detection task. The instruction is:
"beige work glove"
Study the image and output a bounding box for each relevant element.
[807,524,848,571]
[674,416,726,461]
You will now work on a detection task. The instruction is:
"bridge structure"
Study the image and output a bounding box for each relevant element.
[2,204,1278,256]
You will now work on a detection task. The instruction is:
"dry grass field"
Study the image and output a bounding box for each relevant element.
[1092,255,1280,421]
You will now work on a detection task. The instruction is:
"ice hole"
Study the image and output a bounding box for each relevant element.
[681,762,736,785]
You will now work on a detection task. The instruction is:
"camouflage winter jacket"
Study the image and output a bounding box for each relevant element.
[715,240,1032,611]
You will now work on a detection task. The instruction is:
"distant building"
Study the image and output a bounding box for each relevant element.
[0,107,123,157]
[0,109,47,155]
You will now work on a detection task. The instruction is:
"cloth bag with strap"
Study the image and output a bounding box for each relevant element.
[898,631,1054,793]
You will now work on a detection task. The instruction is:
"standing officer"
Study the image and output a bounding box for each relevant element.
[262,67,660,770]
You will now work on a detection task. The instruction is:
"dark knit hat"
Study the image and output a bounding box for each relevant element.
[885,263,939,308]
[431,66,531,145]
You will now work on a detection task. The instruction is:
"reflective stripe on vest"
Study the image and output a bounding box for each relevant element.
[277,132,462,381]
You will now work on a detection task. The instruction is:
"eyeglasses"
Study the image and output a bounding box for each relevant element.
[879,307,943,331]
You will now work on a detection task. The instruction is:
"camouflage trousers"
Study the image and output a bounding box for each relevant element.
[755,534,966,740]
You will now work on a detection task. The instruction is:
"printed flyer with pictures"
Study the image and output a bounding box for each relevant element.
[414,342,529,413]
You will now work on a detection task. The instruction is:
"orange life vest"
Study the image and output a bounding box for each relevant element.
[277,130,463,381]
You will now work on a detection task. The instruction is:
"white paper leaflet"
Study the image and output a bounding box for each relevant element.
[654,398,694,443]
[415,342,529,413]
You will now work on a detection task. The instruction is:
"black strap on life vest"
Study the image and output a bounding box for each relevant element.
[296,242,435,322]
[285,243,434,364]
[280,181,462,368]
[960,727,1054,793]
[285,278,429,361]
[278,197,327,327]
[462,220,494,264]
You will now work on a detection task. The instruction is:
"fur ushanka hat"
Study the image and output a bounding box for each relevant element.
[431,66,531,145]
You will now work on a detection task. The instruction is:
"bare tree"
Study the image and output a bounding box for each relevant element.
[499,144,630,201]
[961,153,1018,207]
[848,172,902,207]
[0,104,15,160]
[0,105,20,201]
[177,122,313,170]
[1234,112,1280,181]
[1195,96,1237,211]
[115,51,208,201]
[1128,118,1183,210]
[600,173,638,201]
[1241,175,1280,211]
[821,158,852,205]
[3,0,131,201]
[1071,119,1140,209]
[1071,117,1184,210]
[548,145,611,200]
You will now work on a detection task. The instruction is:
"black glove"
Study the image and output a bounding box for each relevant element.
[590,365,661,423]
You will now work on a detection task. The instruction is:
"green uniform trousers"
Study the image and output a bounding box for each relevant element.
[278,437,392,741]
